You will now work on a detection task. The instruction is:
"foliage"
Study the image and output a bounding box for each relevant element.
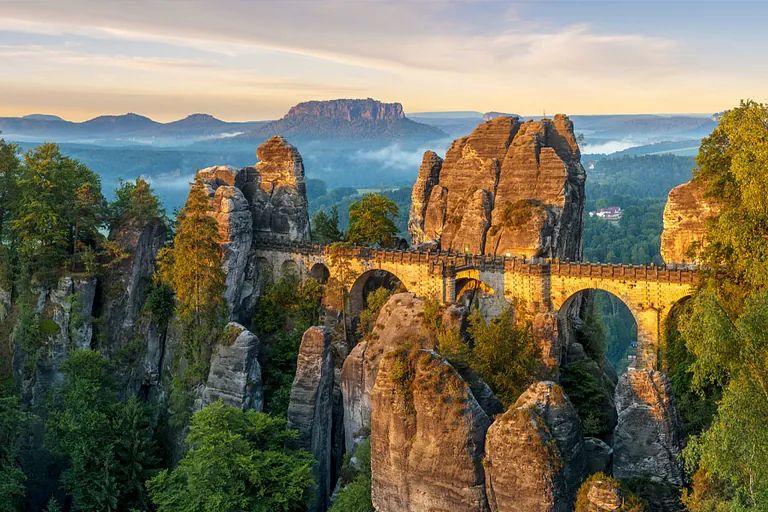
[466,307,541,408]
[158,176,226,383]
[311,206,343,244]
[561,361,611,437]
[357,287,392,338]
[142,276,175,326]
[675,101,768,510]
[0,393,26,512]
[252,276,322,417]
[146,401,316,512]
[586,155,694,199]
[581,197,665,265]
[109,178,165,227]
[8,143,106,282]
[253,276,322,336]
[330,439,373,512]
[46,349,159,511]
[346,193,399,247]
[574,473,647,511]
[576,296,608,360]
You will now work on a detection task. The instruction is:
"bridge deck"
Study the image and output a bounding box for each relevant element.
[253,239,698,285]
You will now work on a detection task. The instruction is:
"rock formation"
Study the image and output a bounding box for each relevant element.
[16,276,97,405]
[660,178,720,265]
[370,349,491,512]
[408,150,444,245]
[287,327,335,512]
[574,474,643,512]
[197,166,254,315]
[199,323,263,411]
[341,293,437,451]
[193,136,311,323]
[613,370,685,510]
[484,381,587,512]
[584,438,614,477]
[240,98,445,140]
[409,115,586,259]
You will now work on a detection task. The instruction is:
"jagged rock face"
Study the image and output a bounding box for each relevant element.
[613,370,685,487]
[341,293,436,451]
[660,179,720,265]
[199,323,263,411]
[16,277,97,406]
[484,381,587,512]
[371,349,491,512]
[197,166,254,319]
[0,286,10,322]
[408,150,443,244]
[245,136,311,242]
[410,115,586,259]
[287,327,335,512]
[101,216,167,352]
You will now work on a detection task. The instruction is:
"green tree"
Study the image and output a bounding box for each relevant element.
[311,206,343,244]
[158,176,226,382]
[0,137,20,290]
[46,350,158,511]
[330,439,373,512]
[346,193,399,247]
[466,307,541,407]
[13,143,105,280]
[357,287,392,338]
[675,101,768,510]
[147,401,316,512]
[109,178,165,227]
[0,394,26,512]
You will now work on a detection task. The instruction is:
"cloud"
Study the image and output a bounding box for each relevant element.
[353,141,451,171]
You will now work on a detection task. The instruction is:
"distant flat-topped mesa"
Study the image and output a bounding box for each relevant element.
[239,98,446,140]
[660,178,721,265]
[409,115,586,259]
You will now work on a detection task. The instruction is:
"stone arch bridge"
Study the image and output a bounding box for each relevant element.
[253,239,697,370]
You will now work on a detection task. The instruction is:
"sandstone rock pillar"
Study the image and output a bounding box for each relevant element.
[287,326,335,512]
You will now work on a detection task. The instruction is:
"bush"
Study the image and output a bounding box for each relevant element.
[357,287,391,338]
[561,360,612,437]
[575,473,647,511]
[331,439,373,512]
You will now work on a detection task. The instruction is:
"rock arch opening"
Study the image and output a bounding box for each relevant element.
[280,259,301,280]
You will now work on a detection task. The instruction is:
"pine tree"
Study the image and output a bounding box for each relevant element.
[158,176,226,381]
[346,193,399,247]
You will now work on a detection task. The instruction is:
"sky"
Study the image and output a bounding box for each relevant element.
[0,0,766,122]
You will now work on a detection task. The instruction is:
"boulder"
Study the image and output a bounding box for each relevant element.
[199,323,263,411]
[484,381,586,512]
[287,326,335,512]
[409,115,585,259]
[584,438,613,476]
[341,293,436,451]
[613,370,685,486]
[371,349,491,512]
[575,475,629,512]
[660,179,720,265]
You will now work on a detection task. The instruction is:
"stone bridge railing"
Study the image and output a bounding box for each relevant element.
[253,237,698,285]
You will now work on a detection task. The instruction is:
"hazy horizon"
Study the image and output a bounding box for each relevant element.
[1,1,766,122]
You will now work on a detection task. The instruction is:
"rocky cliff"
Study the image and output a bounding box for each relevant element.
[409,115,586,259]
[370,349,492,512]
[241,98,445,140]
[484,382,587,512]
[341,293,437,451]
[614,370,685,510]
[660,178,720,265]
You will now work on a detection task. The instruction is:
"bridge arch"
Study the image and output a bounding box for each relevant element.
[557,289,641,373]
[280,259,302,280]
[308,262,330,284]
[348,269,407,319]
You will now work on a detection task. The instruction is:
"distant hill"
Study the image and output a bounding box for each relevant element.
[0,112,267,143]
[237,98,446,140]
